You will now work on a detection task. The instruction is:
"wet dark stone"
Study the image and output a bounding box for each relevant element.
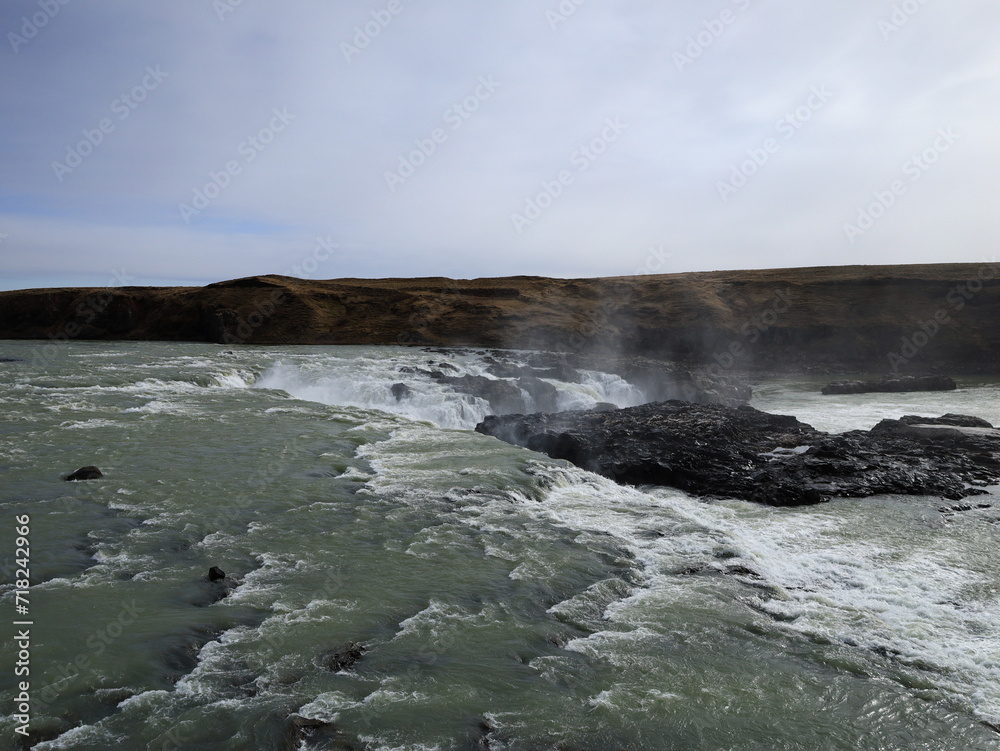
[161,626,224,684]
[899,413,993,428]
[65,466,103,481]
[390,382,412,401]
[320,641,366,672]
[517,376,560,413]
[18,722,68,750]
[485,361,536,379]
[469,716,494,750]
[431,373,529,414]
[677,566,704,576]
[283,715,356,750]
[822,375,956,395]
[476,402,1000,506]
[725,565,762,579]
[939,502,992,513]
[192,565,242,606]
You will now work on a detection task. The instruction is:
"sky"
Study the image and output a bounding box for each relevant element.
[1,0,998,290]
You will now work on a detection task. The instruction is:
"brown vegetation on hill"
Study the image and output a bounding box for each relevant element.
[2,263,998,374]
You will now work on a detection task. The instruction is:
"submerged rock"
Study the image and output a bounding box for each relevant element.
[390,382,412,401]
[517,376,560,413]
[822,375,956,395]
[65,466,104,481]
[424,349,750,415]
[872,414,1000,443]
[283,715,354,750]
[320,642,366,672]
[430,373,529,414]
[476,403,1000,506]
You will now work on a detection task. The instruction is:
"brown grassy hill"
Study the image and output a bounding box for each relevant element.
[2,263,998,374]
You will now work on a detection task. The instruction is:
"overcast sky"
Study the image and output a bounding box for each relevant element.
[2,0,998,290]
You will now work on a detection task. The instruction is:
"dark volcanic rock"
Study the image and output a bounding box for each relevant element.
[320,642,366,672]
[193,567,238,606]
[871,414,1000,444]
[822,375,957,395]
[65,466,103,481]
[899,413,993,428]
[390,382,412,401]
[517,376,560,413]
[476,403,1000,506]
[431,373,529,413]
[439,349,750,408]
[283,715,354,750]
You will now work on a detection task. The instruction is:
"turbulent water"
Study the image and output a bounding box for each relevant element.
[1,341,999,751]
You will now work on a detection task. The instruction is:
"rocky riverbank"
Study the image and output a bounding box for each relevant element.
[476,403,1000,506]
[2,262,999,375]
[821,375,957,395]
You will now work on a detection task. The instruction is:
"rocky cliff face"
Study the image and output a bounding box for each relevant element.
[2,263,999,374]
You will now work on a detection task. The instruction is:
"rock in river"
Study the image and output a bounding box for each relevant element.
[476,402,1000,506]
[821,375,956,395]
[65,466,104,481]
[320,642,366,672]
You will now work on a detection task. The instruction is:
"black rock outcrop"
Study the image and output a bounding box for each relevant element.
[65,466,104,481]
[320,642,366,672]
[390,382,412,401]
[822,375,956,395]
[476,402,1000,506]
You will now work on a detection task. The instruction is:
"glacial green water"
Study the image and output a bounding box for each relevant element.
[1,341,998,750]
